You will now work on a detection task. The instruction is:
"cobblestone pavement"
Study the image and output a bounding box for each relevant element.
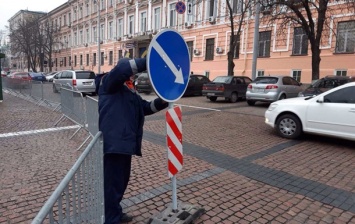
[1,92,355,224]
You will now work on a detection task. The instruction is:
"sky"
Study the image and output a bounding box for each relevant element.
[0,0,68,31]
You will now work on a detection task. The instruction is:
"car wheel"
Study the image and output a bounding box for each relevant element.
[279,94,286,100]
[247,100,256,106]
[275,114,302,139]
[53,84,58,93]
[209,96,217,102]
[229,92,238,103]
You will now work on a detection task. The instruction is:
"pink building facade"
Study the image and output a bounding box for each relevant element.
[43,0,354,83]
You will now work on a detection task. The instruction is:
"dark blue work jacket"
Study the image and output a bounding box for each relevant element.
[96,58,167,156]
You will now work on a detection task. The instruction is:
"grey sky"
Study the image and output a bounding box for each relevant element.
[0,0,68,31]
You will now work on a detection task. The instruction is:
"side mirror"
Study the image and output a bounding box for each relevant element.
[316,96,324,103]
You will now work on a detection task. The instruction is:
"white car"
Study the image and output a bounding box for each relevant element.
[265,82,355,141]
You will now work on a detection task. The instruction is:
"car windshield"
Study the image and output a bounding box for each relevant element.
[213,76,232,83]
[76,71,95,79]
[254,77,278,84]
[30,73,43,77]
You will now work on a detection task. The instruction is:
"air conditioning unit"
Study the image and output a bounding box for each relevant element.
[84,43,88,47]
[127,34,132,39]
[208,16,216,24]
[116,37,122,41]
[216,47,223,54]
[100,40,103,44]
[127,0,133,4]
[67,24,71,28]
[193,49,200,55]
[185,22,192,29]
[139,31,146,36]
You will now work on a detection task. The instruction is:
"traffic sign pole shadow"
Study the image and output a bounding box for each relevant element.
[147,29,205,224]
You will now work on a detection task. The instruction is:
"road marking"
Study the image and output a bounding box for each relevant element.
[175,104,221,111]
[0,125,81,138]
[151,41,184,84]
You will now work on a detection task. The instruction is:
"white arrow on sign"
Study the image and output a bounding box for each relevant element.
[152,41,184,84]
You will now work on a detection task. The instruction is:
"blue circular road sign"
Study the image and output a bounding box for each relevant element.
[175,2,186,14]
[147,29,190,102]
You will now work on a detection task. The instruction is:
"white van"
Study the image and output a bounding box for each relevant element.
[53,70,96,95]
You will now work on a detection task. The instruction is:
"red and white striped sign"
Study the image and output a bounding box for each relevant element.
[166,106,183,178]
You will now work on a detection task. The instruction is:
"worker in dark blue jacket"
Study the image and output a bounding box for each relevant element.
[96,57,168,224]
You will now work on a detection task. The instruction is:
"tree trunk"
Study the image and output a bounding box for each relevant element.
[311,47,321,81]
[227,51,235,76]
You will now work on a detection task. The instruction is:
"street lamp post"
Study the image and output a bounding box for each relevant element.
[95,0,101,74]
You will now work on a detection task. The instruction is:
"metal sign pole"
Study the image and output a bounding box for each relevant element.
[169,102,178,212]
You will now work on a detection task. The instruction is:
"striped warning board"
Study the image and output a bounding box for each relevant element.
[166,106,183,178]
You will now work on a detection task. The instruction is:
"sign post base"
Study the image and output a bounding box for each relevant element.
[147,203,205,224]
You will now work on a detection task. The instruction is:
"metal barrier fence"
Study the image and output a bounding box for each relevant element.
[1,77,60,108]
[32,132,105,224]
[86,96,99,136]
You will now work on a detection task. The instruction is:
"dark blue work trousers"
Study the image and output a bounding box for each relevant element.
[104,153,132,224]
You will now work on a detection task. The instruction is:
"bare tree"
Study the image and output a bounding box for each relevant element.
[260,0,355,80]
[225,0,253,76]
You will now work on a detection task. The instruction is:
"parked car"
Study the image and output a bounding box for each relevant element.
[45,71,59,82]
[202,76,252,102]
[298,75,354,97]
[7,72,32,88]
[246,75,303,106]
[53,70,96,95]
[135,72,153,94]
[29,72,47,82]
[184,74,211,96]
[265,82,355,141]
[1,70,6,77]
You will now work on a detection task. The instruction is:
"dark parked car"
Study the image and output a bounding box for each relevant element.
[202,76,252,102]
[135,72,153,94]
[183,74,211,96]
[29,72,47,82]
[298,75,354,97]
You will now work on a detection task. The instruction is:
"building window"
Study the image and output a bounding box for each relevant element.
[292,27,308,55]
[336,21,355,53]
[117,18,123,37]
[109,51,113,65]
[64,15,66,25]
[68,13,71,24]
[154,7,161,31]
[129,15,134,34]
[292,70,301,82]
[109,0,113,7]
[86,54,89,66]
[74,55,77,66]
[256,70,264,77]
[93,26,97,42]
[140,12,147,32]
[64,57,66,67]
[186,41,193,61]
[80,30,83,45]
[55,58,57,67]
[93,53,96,66]
[80,55,83,65]
[129,49,133,58]
[68,35,71,47]
[258,31,271,57]
[231,35,240,59]
[169,3,177,27]
[74,32,77,46]
[101,0,105,9]
[100,24,105,40]
[109,21,113,39]
[209,0,215,17]
[69,56,71,66]
[118,50,123,59]
[101,52,104,65]
[86,4,90,16]
[80,6,83,19]
[86,29,89,43]
[335,70,347,76]
[205,38,215,61]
